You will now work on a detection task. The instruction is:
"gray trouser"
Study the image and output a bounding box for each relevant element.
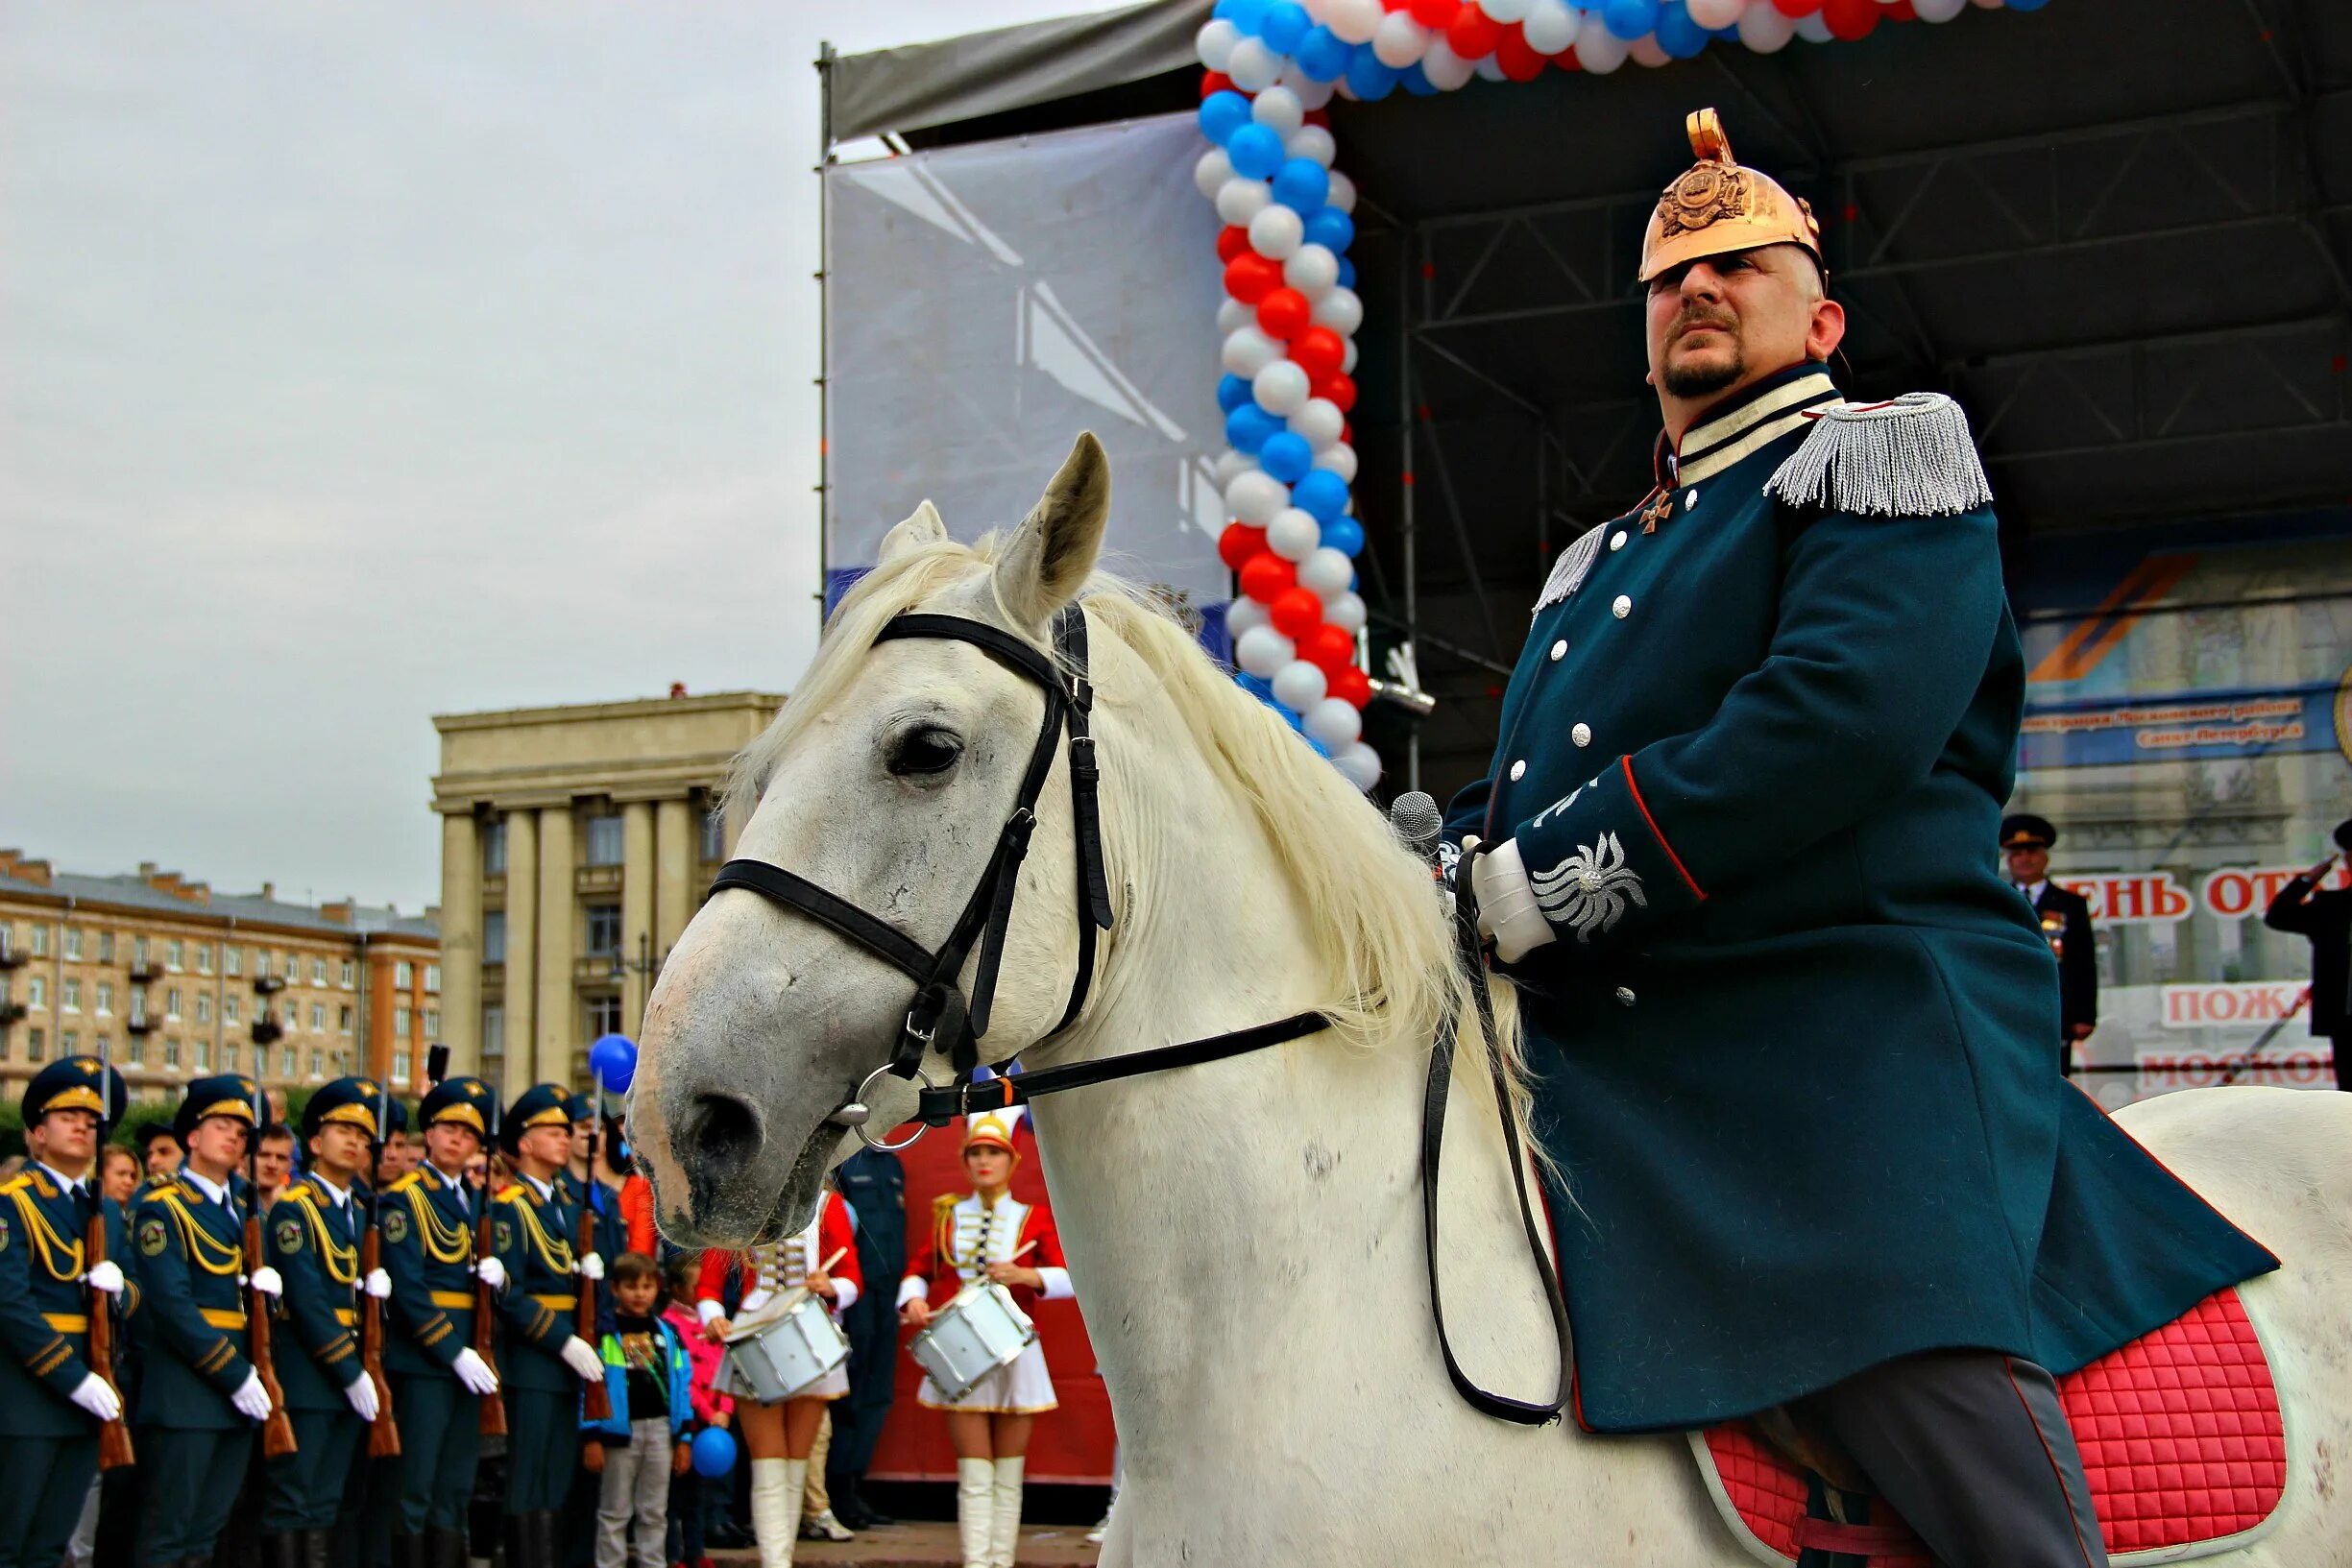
[1808,1349,2109,1568]
[594,1417,673,1568]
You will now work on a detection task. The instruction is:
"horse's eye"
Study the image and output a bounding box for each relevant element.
[886,727,964,778]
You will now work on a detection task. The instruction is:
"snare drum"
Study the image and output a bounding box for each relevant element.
[909,1280,1037,1403]
[717,1288,851,1403]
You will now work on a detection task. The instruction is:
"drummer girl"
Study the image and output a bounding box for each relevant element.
[696,1186,861,1568]
[897,1115,1074,1568]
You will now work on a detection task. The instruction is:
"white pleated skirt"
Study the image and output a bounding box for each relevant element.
[915,1338,1057,1414]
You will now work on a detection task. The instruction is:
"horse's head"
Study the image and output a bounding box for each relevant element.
[631,434,1113,1246]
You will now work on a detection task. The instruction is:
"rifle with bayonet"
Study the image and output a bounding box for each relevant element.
[576,1081,612,1422]
[87,1041,133,1470]
[361,1076,400,1458]
[473,1082,507,1438]
[248,1085,298,1459]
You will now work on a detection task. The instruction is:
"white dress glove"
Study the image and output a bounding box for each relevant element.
[558,1335,604,1383]
[736,1288,773,1318]
[364,1267,393,1300]
[449,1346,500,1396]
[343,1374,381,1422]
[473,1255,507,1292]
[84,1260,126,1297]
[230,1368,274,1422]
[69,1371,123,1423]
[245,1266,284,1299]
[573,1252,604,1282]
[1470,837,1559,964]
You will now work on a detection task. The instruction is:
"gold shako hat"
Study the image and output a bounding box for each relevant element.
[1639,109,1824,284]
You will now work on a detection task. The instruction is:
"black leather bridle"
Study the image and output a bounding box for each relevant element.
[706,604,1572,1426]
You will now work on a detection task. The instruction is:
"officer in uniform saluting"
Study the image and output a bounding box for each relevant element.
[0,1056,135,1568]
[129,1073,277,1568]
[490,1083,607,1568]
[261,1077,393,1567]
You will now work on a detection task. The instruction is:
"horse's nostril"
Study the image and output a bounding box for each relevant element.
[686,1092,763,1179]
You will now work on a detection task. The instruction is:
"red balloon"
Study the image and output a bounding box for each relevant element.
[1313,373,1358,413]
[1883,0,1917,17]
[1771,0,1822,15]
[1554,44,1582,69]
[1303,109,1331,129]
[1291,326,1346,381]
[1224,252,1283,304]
[1446,5,1502,56]
[1300,624,1357,675]
[1238,551,1297,605]
[1822,0,1877,38]
[1494,25,1546,79]
[1217,226,1249,264]
[1330,664,1372,710]
[1409,0,1459,29]
[1269,588,1324,639]
[1218,522,1267,572]
[1199,70,1235,99]
[1257,287,1311,340]
[1340,420,1354,446]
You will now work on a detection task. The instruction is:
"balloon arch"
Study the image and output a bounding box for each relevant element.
[1195,0,2047,791]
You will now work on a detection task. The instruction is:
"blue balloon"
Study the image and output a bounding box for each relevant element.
[1345,50,1398,100]
[691,1427,738,1479]
[1272,158,1330,214]
[2004,0,2049,11]
[1226,123,1284,181]
[1320,513,1366,557]
[1259,431,1314,483]
[1216,374,1254,413]
[1224,402,1282,455]
[1295,24,1352,81]
[1399,61,1438,96]
[1305,733,1332,759]
[1337,256,1357,288]
[1224,0,1272,30]
[1602,0,1660,38]
[1260,0,1312,52]
[1653,1,1709,57]
[1293,470,1349,525]
[589,1033,636,1095]
[1235,672,1275,700]
[1302,207,1355,254]
[1199,90,1252,146]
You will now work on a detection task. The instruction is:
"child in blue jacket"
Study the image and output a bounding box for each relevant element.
[583,1251,693,1568]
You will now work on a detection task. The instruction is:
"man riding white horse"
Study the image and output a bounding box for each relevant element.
[1446,109,2277,1567]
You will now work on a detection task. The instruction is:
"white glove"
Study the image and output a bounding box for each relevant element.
[69,1371,122,1423]
[736,1288,773,1317]
[230,1368,274,1422]
[364,1267,392,1300]
[343,1374,381,1422]
[473,1255,507,1292]
[1470,838,1559,964]
[84,1260,126,1297]
[244,1266,283,1299]
[558,1335,604,1383]
[450,1346,500,1396]
[573,1252,604,1282]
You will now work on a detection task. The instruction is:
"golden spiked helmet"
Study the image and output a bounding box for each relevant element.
[1638,109,1825,283]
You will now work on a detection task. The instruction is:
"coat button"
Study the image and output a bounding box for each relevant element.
[1549,639,1566,662]
[1685,489,1699,510]
[1612,594,1632,619]
[1610,530,1627,552]
[1509,760,1526,782]
[1572,723,1591,748]
[1614,986,1637,1007]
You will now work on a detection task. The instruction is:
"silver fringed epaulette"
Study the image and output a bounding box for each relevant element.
[1532,519,1610,615]
[1763,392,1993,518]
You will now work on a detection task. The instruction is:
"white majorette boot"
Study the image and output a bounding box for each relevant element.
[988,1455,1026,1568]
[749,1457,799,1568]
[957,1457,996,1568]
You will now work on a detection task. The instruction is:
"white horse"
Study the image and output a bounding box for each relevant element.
[629,435,2352,1566]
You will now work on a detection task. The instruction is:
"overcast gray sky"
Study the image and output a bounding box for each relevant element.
[1,0,1094,912]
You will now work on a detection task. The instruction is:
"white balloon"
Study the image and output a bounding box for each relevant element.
[1293,397,1346,449]
[1273,659,1329,712]
[1298,546,1354,597]
[1372,12,1430,66]
[1686,0,1743,23]
[1283,68,1338,110]
[1284,244,1341,299]
[1252,358,1313,417]
[1226,36,1284,91]
[1421,40,1477,90]
[1195,146,1234,201]
[1250,84,1305,138]
[1480,0,1536,19]
[1793,10,1834,39]
[1266,507,1322,561]
[1576,13,1629,70]
[1216,176,1273,228]
[1334,741,1383,791]
[1323,590,1369,634]
[1970,0,2002,9]
[1735,0,1798,49]
[1224,595,1268,640]
[1285,124,1337,169]
[1214,446,1254,487]
[1472,53,1507,80]
[1310,286,1364,336]
[1315,443,1359,484]
[1327,0,1386,44]
[1217,296,1253,334]
[1523,0,1578,52]
[1225,469,1291,525]
[1249,204,1306,261]
[1303,697,1364,750]
[1913,0,1968,20]
[1235,626,1297,678]
[1341,338,1360,376]
[1222,325,1282,378]
[1324,169,1358,215]
[1196,18,1239,71]
[1628,34,1670,65]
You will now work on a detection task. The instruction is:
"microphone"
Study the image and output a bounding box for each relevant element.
[1388,790,1443,870]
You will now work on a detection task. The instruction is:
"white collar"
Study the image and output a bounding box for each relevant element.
[35,1161,88,1197]
[521,1172,553,1202]
[310,1172,352,1209]
[428,1163,469,1194]
[1673,368,1841,487]
[182,1167,233,1206]
[2021,880,2049,900]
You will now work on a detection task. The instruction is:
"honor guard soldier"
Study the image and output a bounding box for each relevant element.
[1446,109,2273,1568]
[0,1056,135,1568]
[260,1077,392,1566]
[2002,813,2099,1073]
[378,1075,504,1568]
[129,1074,279,1568]
[490,1083,607,1568]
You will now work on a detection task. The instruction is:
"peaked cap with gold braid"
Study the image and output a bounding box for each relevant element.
[1639,109,1824,283]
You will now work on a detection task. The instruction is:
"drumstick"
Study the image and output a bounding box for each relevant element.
[812,1246,848,1277]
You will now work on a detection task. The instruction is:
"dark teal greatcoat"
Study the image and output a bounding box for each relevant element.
[492,1174,582,1514]
[1445,363,2276,1433]
[127,1173,255,1429]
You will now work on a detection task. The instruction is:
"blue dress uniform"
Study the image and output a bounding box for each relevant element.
[492,1084,591,1563]
[128,1075,263,1568]
[378,1077,497,1565]
[0,1058,136,1568]
[828,1146,907,1522]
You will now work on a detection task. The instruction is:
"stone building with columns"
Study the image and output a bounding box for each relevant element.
[429,689,785,1094]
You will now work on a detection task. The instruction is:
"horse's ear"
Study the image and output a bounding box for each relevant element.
[993,432,1110,628]
[878,499,949,566]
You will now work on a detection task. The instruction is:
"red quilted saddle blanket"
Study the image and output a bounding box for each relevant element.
[1694,1289,2285,1566]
